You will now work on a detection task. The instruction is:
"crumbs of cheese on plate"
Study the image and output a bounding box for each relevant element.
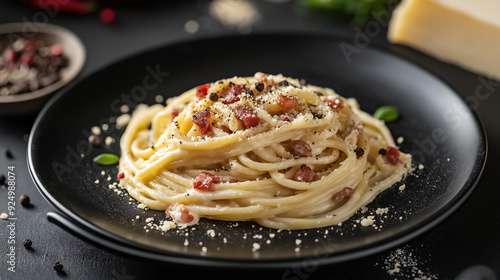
[161,221,176,232]
[252,243,261,252]
[116,113,131,129]
[376,207,389,215]
[361,216,375,226]
[91,126,101,135]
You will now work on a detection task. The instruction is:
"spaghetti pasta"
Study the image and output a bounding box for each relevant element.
[118,73,411,230]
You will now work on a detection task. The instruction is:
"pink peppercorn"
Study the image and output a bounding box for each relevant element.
[100,8,116,24]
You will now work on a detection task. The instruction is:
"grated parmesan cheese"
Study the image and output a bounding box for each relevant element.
[161,221,176,232]
[252,243,261,251]
[361,216,375,226]
[91,126,101,135]
[376,208,389,215]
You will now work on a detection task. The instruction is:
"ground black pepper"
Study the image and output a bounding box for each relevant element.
[314,91,323,96]
[255,83,264,92]
[53,262,64,272]
[278,80,289,87]
[378,148,387,155]
[312,113,324,119]
[23,239,32,249]
[209,92,219,102]
[147,122,152,130]
[354,147,364,158]
[88,135,100,146]
[5,149,13,159]
[20,194,30,207]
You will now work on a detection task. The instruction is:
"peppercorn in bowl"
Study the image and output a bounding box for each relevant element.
[0,23,85,116]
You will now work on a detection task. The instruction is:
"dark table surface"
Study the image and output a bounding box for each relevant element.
[1,1,499,279]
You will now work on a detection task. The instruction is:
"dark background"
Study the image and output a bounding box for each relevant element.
[1,1,499,279]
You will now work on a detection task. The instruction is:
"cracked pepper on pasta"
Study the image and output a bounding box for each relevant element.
[118,73,411,230]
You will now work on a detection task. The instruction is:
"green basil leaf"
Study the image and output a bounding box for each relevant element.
[93,153,119,165]
[374,106,399,122]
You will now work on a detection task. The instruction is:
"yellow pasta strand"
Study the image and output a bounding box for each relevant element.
[118,73,411,230]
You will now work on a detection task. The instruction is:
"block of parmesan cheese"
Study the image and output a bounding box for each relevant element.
[388,0,500,80]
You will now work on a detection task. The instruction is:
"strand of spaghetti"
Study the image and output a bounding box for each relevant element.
[118,73,412,230]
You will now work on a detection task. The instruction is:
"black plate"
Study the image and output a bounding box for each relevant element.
[28,33,486,267]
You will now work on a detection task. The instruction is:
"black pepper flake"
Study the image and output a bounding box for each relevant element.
[255,83,264,92]
[246,90,254,97]
[53,262,64,272]
[229,81,234,87]
[312,113,324,119]
[209,92,219,102]
[314,91,324,96]
[147,122,152,130]
[0,174,5,186]
[88,135,100,147]
[20,194,30,207]
[23,239,33,249]
[278,80,289,87]
[5,149,13,159]
[354,147,364,158]
[208,92,219,102]
[378,148,387,155]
